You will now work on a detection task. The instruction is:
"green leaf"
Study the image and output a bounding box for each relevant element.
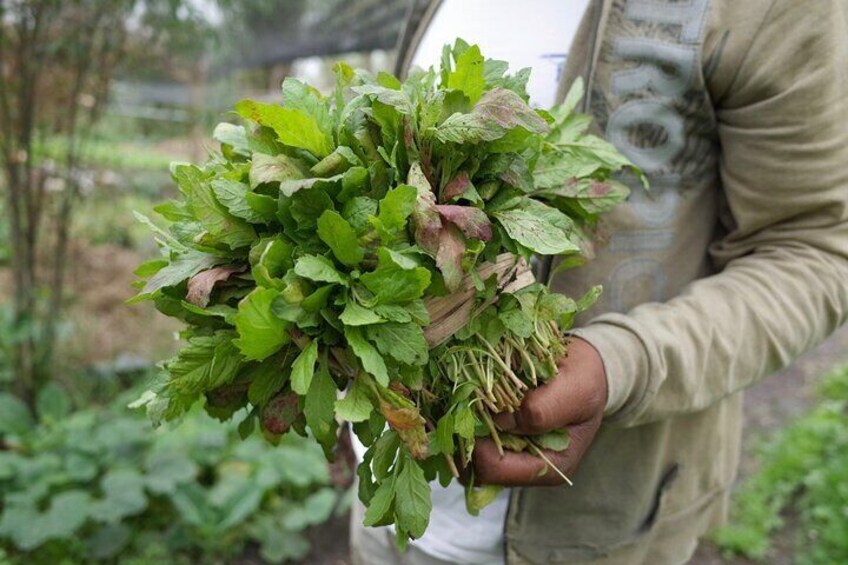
[465,484,504,516]
[334,377,373,423]
[304,360,338,455]
[235,99,333,157]
[534,429,571,451]
[352,85,415,115]
[90,469,148,523]
[246,356,288,406]
[360,248,431,304]
[35,383,70,424]
[137,250,225,298]
[173,164,256,249]
[394,455,431,538]
[454,405,476,440]
[362,478,396,527]
[282,77,333,142]
[448,44,484,104]
[365,322,428,366]
[377,184,417,234]
[340,299,384,326]
[166,333,243,401]
[251,237,293,289]
[290,340,319,395]
[343,196,379,234]
[0,393,34,436]
[294,255,348,286]
[494,209,579,254]
[210,179,270,224]
[249,152,306,188]
[373,431,401,480]
[213,122,250,155]
[344,326,389,387]
[317,210,365,266]
[435,88,549,145]
[435,414,455,456]
[233,288,291,361]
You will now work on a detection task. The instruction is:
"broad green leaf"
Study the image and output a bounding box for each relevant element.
[235,99,333,157]
[290,340,319,395]
[344,196,379,234]
[294,255,348,285]
[352,85,414,115]
[334,377,373,423]
[377,184,417,235]
[362,478,396,527]
[0,393,34,436]
[210,179,269,223]
[165,333,243,405]
[360,248,431,304]
[173,165,256,249]
[213,122,250,155]
[282,77,333,142]
[90,469,148,523]
[249,152,306,189]
[448,44,484,104]
[344,326,389,387]
[317,210,364,266]
[373,430,401,480]
[35,383,70,424]
[366,322,428,366]
[495,209,579,254]
[435,88,549,145]
[137,250,224,298]
[304,361,338,456]
[246,356,288,406]
[233,288,291,360]
[340,299,384,326]
[394,456,431,538]
[251,237,293,289]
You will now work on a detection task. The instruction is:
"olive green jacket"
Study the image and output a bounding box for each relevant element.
[396,1,848,563]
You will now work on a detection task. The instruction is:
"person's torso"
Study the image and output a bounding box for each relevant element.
[396,1,759,563]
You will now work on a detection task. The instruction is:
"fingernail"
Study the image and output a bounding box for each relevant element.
[493,411,517,432]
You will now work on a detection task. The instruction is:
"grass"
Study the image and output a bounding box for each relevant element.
[712,364,848,564]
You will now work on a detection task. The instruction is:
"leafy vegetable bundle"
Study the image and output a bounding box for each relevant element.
[131,40,634,546]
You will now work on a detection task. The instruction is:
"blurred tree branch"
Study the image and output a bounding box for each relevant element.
[0,0,134,410]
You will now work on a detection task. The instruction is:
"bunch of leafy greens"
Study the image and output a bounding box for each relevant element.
[130,39,636,546]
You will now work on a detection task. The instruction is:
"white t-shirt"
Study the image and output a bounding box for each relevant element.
[354,1,590,563]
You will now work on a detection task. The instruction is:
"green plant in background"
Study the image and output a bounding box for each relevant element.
[712,364,848,564]
[0,386,342,564]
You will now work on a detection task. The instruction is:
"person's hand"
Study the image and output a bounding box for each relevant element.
[471,337,608,486]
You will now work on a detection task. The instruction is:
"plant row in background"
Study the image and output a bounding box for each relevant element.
[0,385,344,564]
[712,364,848,564]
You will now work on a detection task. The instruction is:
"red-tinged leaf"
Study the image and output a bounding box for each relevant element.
[436,205,492,241]
[380,402,429,460]
[436,223,466,292]
[442,171,471,202]
[260,391,300,435]
[186,265,245,307]
[408,162,443,257]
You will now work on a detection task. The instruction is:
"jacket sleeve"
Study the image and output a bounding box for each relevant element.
[571,0,848,426]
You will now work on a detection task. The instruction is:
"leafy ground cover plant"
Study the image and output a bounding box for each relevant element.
[0,386,340,564]
[130,39,638,545]
[712,364,848,564]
